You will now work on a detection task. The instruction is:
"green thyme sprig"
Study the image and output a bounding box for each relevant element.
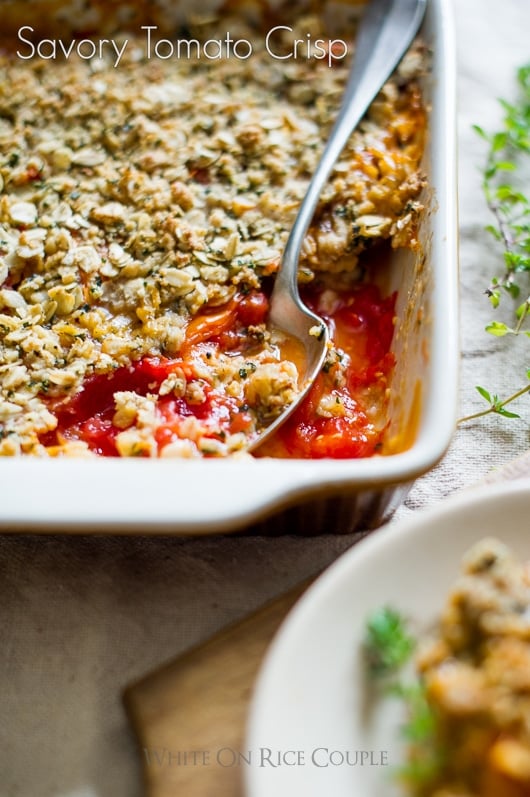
[364,606,416,677]
[459,64,530,425]
[363,608,442,790]
[390,681,443,788]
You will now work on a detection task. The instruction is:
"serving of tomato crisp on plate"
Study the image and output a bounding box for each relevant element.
[0,7,426,459]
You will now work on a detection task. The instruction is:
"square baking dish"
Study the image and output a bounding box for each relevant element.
[0,0,458,535]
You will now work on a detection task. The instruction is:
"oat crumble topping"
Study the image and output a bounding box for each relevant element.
[0,15,426,457]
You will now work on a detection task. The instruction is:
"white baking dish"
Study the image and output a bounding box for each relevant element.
[0,0,458,535]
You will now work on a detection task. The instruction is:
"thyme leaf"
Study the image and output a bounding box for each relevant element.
[364,608,443,790]
[459,64,530,425]
[363,606,415,677]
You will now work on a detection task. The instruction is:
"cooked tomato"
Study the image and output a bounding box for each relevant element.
[42,351,252,456]
[40,284,396,459]
[182,300,239,352]
[181,292,268,356]
[265,373,381,460]
[236,292,269,327]
[258,284,396,459]
[70,416,118,458]
[286,416,379,459]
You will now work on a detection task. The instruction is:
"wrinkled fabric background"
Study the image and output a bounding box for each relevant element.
[1,1,530,795]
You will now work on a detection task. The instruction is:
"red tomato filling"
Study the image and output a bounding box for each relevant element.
[259,284,396,459]
[39,355,257,457]
[39,284,396,458]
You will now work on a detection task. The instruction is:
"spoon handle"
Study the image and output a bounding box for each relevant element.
[273,0,427,301]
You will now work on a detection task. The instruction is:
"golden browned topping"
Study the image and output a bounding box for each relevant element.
[412,539,530,797]
[0,14,426,456]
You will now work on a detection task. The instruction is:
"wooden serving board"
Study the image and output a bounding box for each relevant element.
[123,579,313,797]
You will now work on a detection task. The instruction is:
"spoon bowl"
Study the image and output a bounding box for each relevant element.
[248,0,427,453]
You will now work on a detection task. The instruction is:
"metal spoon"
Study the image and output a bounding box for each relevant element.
[248,0,427,452]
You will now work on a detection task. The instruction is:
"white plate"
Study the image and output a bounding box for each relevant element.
[245,479,530,797]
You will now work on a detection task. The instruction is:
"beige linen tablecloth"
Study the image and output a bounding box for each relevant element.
[2,1,530,795]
